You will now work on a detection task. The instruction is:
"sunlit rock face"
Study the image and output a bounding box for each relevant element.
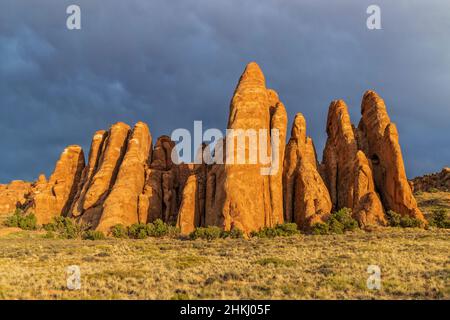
[357,90,425,224]
[322,100,386,228]
[2,64,425,233]
[283,113,332,230]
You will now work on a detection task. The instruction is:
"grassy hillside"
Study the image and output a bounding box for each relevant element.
[415,191,450,219]
[0,191,448,300]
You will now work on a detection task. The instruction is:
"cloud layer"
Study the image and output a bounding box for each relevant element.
[1,0,449,182]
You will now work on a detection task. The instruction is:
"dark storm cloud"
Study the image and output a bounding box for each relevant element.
[0,0,449,182]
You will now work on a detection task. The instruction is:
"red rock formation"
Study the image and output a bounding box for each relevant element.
[176,174,201,235]
[178,160,207,222]
[0,64,426,233]
[269,99,288,225]
[26,145,85,224]
[138,137,208,231]
[80,122,130,225]
[206,62,287,234]
[352,151,387,227]
[0,180,32,216]
[138,135,183,224]
[358,90,425,223]
[34,174,48,192]
[176,144,208,232]
[140,169,163,223]
[151,135,176,171]
[96,122,152,232]
[204,141,227,227]
[322,100,387,228]
[70,130,107,217]
[283,113,332,229]
[411,167,450,192]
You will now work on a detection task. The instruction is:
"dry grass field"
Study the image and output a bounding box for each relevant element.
[0,192,448,300]
[415,191,450,219]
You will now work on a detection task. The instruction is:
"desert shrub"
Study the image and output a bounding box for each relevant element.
[82,230,106,240]
[128,223,149,239]
[386,210,402,227]
[220,228,245,239]
[387,210,423,228]
[189,227,244,240]
[146,219,169,237]
[275,223,300,236]
[4,210,22,228]
[128,220,178,239]
[249,229,263,238]
[310,222,329,235]
[42,231,56,239]
[227,228,245,239]
[250,223,300,238]
[147,219,179,237]
[310,208,358,235]
[43,216,87,239]
[4,209,37,230]
[19,213,37,230]
[166,225,181,237]
[332,208,358,232]
[250,227,277,238]
[111,224,128,238]
[218,231,230,239]
[400,216,424,228]
[328,218,345,234]
[428,187,439,193]
[189,226,223,240]
[428,209,450,229]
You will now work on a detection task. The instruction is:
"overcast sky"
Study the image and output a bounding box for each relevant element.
[0,0,449,183]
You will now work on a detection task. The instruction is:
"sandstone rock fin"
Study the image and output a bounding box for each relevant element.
[96,122,152,233]
[359,90,425,223]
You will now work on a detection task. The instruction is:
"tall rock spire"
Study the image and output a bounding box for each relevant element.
[1,63,425,232]
[207,62,287,233]
[71,122,131,227]
[283,113,332,229]
[27,145,85,224]
[322,100,387,228]
[269,99,288,225]
[358,90,425,223]
[96,122,152,232]
[70,130,107,217]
